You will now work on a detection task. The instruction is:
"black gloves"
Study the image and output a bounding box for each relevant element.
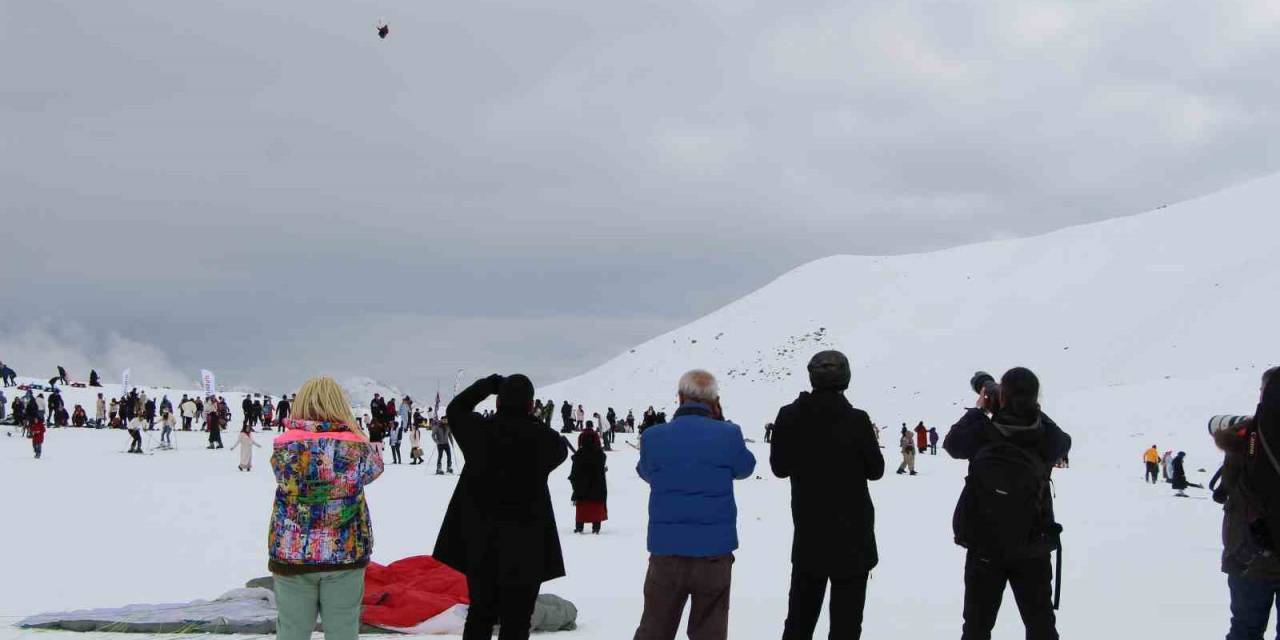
[485,374,505,393]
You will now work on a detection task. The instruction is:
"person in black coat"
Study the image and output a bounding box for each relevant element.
[569,429,608,534]
[943,367,1071,640]
[433,374,568,640]
[770,350,885,640]
[1170,452,1203,495]
[559,400,574,433]
[89,369,101,387]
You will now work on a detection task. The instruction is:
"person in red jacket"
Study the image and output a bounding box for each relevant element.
[30,417,46,459]
[914,422,928,454]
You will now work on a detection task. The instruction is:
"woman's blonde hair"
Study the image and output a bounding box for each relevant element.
[292,377,366,439]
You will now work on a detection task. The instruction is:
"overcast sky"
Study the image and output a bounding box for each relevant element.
[3,1,1279,394]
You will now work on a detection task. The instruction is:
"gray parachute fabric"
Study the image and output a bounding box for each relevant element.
[530,594,578,632]
[21,587,577,635]
[18,588,278,634]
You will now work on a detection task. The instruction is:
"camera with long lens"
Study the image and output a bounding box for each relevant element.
[970,371,1000,413]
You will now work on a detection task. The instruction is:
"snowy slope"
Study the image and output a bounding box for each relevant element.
[544,174,1280,442]
[2,175,1278,640]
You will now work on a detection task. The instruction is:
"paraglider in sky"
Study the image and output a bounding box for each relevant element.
[377,23,390,40]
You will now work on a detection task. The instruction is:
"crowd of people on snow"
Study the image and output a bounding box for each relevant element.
[10,355,1280,640]
[249,352,1086,640]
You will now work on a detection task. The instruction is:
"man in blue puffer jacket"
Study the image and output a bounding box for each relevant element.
[633,369,756,640]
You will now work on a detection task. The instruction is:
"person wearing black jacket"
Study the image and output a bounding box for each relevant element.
[944,367,1071,640]
[434,375,568,640]
[47,390,63,422]
[569,429,608,534]
[89,369,101,387]
[241,396,254,427]
[1216,367,1280,638]
[276,394,291,430]
[559,400,574,433]
[770,351,885,640]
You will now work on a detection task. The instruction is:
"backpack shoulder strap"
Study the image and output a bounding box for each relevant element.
[1257,425,1280,477]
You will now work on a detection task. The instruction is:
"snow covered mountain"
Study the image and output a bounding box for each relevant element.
[340,376,406,416]
[545,173,1280,445]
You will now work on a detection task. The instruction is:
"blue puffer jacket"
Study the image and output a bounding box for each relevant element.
[637,403,757,557]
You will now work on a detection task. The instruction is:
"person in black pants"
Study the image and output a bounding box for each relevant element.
[432,420,454,474]
[560,401,574,434]
[770,351,885,639]
[208,411,225,449]
[433,374,568,640]
[944,367,1072,640]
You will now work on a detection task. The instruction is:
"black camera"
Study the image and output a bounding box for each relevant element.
[970,371,999,412]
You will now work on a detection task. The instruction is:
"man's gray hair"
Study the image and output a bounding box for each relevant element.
[678,369,720,403]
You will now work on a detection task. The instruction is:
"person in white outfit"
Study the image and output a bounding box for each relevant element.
[230,425,262,471]
[95,394,107,428]
[179,396,198,431]
[409,424,424,465]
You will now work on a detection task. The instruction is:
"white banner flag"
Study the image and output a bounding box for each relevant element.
[121,368,131,391]
[201,370,217,397]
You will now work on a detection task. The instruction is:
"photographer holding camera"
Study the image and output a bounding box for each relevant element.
[433,374,569,640]
[1213,366,1280,639]
[945,367,1072,640]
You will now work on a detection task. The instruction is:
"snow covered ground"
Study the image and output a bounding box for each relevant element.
[0,397,1243,640]
[3,173,1279,638]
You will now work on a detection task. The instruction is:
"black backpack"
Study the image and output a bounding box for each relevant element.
[954,427,1063,606]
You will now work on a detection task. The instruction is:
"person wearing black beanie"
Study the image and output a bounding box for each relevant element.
[770,350,884,639]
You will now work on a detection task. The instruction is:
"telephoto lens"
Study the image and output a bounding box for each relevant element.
[1209,415,1251,436]
[970,371,995,395]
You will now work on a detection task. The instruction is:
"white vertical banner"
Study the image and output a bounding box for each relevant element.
[121,368,132,390]
[201,370,217,397]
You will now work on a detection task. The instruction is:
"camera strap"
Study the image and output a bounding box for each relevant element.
[1259,427,1280,478]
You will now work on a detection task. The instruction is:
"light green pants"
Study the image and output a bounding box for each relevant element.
[275,568,365,640]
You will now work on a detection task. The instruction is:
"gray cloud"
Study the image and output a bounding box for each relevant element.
[3,0,1279,394]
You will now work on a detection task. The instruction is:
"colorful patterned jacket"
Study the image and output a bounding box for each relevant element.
[269,418,383,574]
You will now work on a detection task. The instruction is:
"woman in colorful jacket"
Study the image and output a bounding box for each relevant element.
[269,377,384,640]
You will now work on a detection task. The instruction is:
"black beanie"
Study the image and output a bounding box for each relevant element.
[498,374,535,414]
[808,350,851,392]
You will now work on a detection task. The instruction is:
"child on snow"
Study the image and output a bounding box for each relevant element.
[160,411,175,449]
[30,417,45,459]
[409,424,424,465]
[127,415,146,454]
[388,421,403,464]
[230,425,261,471]
[569,429,608,534]
[896,426,917,475]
